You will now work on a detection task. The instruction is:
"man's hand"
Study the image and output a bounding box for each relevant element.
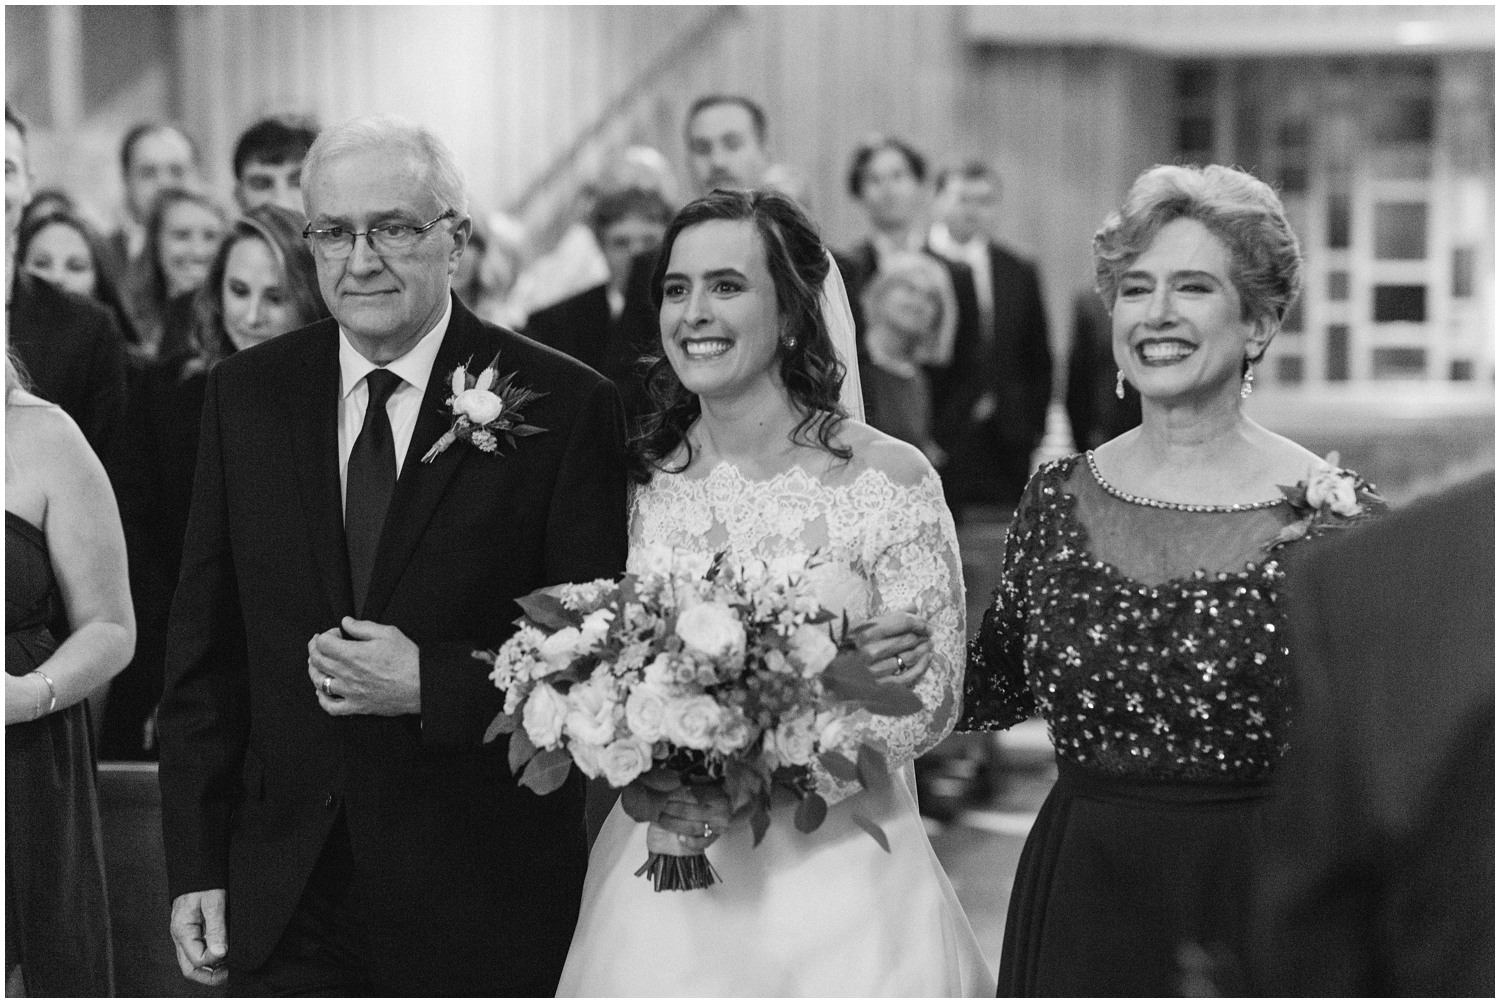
[307,617,421,716]
[170,889,228,986]
[854,607,934,688]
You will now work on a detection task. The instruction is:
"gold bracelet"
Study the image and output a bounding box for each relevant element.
[29,670,57,720]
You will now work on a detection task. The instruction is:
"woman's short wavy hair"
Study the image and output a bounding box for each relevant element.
[1093,164,1303,327]
[633,188,849,481]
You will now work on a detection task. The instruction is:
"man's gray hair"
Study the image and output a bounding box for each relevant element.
[301,114,469,218]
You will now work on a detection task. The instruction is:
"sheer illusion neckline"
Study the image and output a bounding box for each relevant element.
[1084,450,1284,513]
[663,459,932,496]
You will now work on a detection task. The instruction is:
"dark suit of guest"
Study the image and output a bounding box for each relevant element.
[1065,289,1139,451]
[835,242,982,502]
[8,272,128,462]
[606,249,666,434]
[524,282,614,376]
[1247,472,1495,996]
[157,295,629,995]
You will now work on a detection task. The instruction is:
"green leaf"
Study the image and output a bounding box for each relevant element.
[507,725,538,775]
[850,811,892,852]
[637,768,683,793]
[749,801,771,847]
[510,424,547,437]
[724,758,765,813]
[821,652,924,717]
[793,792,828,833]
[856,743,892,795]
[616,574,639,608]
[483,711,515,745]
[817,750,859,782]
[515,590,583,631]
[519,747,573,795]
[620,781,668,823]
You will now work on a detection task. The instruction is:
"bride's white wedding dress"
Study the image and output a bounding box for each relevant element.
[557,459,991,997]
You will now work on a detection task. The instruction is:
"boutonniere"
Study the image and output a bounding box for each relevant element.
[420,352,547,463]
[1266,451,1384,551]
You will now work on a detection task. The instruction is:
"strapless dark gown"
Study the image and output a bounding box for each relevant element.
[5,511,114,996]
[961,454,1381,996]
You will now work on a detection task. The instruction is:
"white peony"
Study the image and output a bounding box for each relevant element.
[662,694,723,750]
[564,678,618,746]
[790,623,839,675]
[522,684,569,748]
[569,740,604,779]
[768,712,818,766]
[536,626,585,674]
[624,683,671,742]
[642,653,676,688]
[675,601,745,660]
[599,737,655,787]
[454,388,504,425]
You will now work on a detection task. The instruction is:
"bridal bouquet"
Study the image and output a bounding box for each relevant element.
[476,547,922,891]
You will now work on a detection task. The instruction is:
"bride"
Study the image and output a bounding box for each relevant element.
[557,189,990,996]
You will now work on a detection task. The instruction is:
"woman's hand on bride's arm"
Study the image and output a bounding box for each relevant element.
[647,785,733,854]
[853,607,933,689]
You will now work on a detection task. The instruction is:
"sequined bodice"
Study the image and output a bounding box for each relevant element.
[962,454,1366,782]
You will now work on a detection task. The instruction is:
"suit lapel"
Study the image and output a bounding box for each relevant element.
[288,325,356,619]
[360,296,479,621]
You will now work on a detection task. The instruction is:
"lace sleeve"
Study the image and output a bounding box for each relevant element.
[815,469,965,804]
[958,473,1043,732]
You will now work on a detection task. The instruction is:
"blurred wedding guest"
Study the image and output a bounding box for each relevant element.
[1065,287,1140,451]
[835,135,980,513]
[102,204,327,761]
[17,185,77,231]
[1245,471,1494,997]
[6,350,135,996]
[232,114,319,213]
[18,209,140,347]
[685,94,771,193]
[468,210,531,329]
[858,250,956,468]
[101,122,200,284]
[5,103,127,462]
[525,186,671,376]
[929,160,1052,511]
[123,187,227,362]
[961,164,1384,996]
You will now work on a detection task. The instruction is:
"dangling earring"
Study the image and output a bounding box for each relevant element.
[1115,369,1126,400]
[781,332,796,350]
[1240,361,1255,399]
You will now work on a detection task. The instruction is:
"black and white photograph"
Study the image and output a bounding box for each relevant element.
[4,4,1494,997]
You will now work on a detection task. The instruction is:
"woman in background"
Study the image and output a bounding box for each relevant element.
[961,164,1382,995]
[100,204,327,761]
[122,187,226,362]
[17,209,139,347]
[6,350,134,995]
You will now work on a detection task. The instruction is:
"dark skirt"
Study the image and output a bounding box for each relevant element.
[998,761,1270,996]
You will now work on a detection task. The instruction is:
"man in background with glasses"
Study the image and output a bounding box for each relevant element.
[157,115,628,996]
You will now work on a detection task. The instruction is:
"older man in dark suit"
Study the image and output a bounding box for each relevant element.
[158,115,628,996]
[1246,471,1495,996]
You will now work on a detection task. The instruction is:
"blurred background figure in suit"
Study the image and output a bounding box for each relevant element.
[1245,470,1495,997]
[99,122,201,287]
[1065,287,1140,451]
[231,114,319,214]
[929,159,1052,515]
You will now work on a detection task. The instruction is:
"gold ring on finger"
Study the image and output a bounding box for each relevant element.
[322,675,333,697]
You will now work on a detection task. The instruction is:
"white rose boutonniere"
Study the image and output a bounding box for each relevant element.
[421,352,547,462]
[1267,451,1385,551]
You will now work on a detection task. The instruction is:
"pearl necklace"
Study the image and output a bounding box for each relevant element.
[1085,451,1285,514]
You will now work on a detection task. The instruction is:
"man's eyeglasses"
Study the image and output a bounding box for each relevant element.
[302,209,456,259]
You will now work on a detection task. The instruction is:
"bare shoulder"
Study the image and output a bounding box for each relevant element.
[1248,423,1329,481]
[6,398,98,476]
[834,420,934,489]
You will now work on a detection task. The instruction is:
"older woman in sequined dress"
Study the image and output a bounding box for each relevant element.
[959,164,1382,996]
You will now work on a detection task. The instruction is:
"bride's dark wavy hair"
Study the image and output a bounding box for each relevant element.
[630,188,850,482]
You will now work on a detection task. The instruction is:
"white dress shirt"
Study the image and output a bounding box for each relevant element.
[929,222,995,342]
[337,297,452,508]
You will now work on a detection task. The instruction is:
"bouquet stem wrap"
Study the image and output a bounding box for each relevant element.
[636,824,722,892]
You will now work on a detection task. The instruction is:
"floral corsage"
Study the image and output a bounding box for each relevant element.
[421,353,546,463]
[1266,452,1384,551]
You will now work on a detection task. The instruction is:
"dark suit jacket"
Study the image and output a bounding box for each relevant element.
[523,282,614,377]
[157,295,629,994]
[8,272,128,462]
[1247,472,1495,996]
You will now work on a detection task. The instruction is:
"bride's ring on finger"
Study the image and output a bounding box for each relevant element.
[895,654,907,673]
[322,675,334,697]
[702,822,713,838]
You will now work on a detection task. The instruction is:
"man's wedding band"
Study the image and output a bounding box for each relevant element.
[322,675,333,697]
[702,822,713,838]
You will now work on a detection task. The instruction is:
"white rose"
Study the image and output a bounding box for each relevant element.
[713,710,753,755]
[769,712,818,766]
[662,694,723,750]
[579,608,615,647]
[790,623,839,675]
[624,683,671,742]
[1306,469,1362,518]
[522,684,569,748]
[564,678,618,746]
[570,740,604,779]
[815,710,849,753]
[1327,477,1360,516]
[675,602,745,660]
[599,738,655,787]
[642,653,676,688]
[536,627,584,674]
[454,388,505,425]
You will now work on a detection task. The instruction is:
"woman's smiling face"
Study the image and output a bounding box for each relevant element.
[1112,217,1268,407]
[658,219,784,402]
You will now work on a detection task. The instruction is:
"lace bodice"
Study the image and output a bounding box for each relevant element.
[961,454,1381,782]
[629,461,965,801]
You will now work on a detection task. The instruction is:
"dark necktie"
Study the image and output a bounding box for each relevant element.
[345,368,403,613]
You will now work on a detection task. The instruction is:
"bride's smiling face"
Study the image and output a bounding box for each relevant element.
[659,219,784,402]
